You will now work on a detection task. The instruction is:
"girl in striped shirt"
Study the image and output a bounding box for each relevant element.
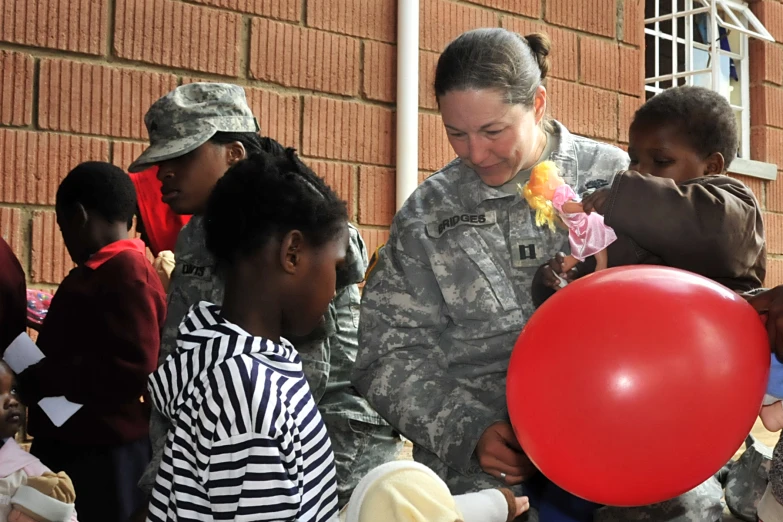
[147,149,346,522]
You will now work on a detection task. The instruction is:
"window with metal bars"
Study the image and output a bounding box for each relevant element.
[644,0,774,159]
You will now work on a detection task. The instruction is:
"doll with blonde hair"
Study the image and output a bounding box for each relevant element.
[520,161,616,276]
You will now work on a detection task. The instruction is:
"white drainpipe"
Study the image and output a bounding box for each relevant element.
[396,0,420,210]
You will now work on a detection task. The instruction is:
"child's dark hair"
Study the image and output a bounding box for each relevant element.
[204,148,348,265]
[210,132,286,157]
[56,161,137,229]
[632,86,739,168]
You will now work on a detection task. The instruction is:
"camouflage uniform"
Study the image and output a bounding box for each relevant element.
[132,83,401,507]
[354,121,724,521]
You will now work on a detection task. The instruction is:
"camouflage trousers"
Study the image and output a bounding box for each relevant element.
[321,412,404,508]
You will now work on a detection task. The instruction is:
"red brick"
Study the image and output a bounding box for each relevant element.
[420,51,440,110]
[420,113,455,172]
[751,126,783,166]
[619,46,644,97]
[420,0,498,53]
[113,141,147,172]
[622,0,644,46]
[752,1,783,43]
[619,94,642,143]
[189,0,299,20]
[31,211,76,285]
[580,37,619,91]
[0,0,107,55]
[0,208,24,260]
[362,42,440,109]
[181,79,301,148]
[39,59,177,140]
[359,167,395,226]
[302,97,394,166]
[546,0,615,38]
[766,174,783,212]
[250,18,360,96]
[359,228,391,259]
[548,79,618,141]
[728,174,765,209]
[0,129,109,205]
[766,257,783,288]
[419,171,432,184]
[463,0,540,17]
[115,0,241,77]
[308,161,356,219]
[501,17,578,82]
[766,212,783,254]
[0,51,33,127]
[751,85,783,129]
[750,41,783,86]
[307,0,396,43]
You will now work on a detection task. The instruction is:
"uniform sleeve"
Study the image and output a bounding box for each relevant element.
[206,433,304,521]
[604,172,765,281]
[24,275,162,405]
[354,221,502,474]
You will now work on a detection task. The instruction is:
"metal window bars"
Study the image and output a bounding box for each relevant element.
[644,0,774,158]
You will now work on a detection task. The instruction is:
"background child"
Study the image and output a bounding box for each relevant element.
[537,85,765,296]
[147,150,345,521]
[0,361,78,522]
[16,162,166,522]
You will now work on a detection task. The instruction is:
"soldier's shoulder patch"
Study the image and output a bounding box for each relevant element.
[364,244,384,282]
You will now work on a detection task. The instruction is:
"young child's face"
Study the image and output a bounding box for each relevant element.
[284,225,350,337]
[628,122,717,184]
[0,362,23,440]
[156,142,235,215]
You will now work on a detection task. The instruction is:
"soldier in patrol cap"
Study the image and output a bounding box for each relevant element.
[128,82,401,515]
[354,28,723,521]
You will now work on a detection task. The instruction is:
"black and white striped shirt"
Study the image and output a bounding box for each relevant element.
[147,302,338,522]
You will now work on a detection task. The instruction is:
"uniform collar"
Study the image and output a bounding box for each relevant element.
[458,120,579,210]
[84,238,147,270]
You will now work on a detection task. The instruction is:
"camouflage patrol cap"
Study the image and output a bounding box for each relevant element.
[128,82,260,173]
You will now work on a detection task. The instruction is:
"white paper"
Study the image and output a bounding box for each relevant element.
[3,332,45,373]
[38,397,83,428]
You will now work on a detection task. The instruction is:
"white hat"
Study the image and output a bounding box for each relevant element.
[340,461,512,522]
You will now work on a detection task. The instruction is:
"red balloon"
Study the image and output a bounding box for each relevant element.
[507,266,770,507]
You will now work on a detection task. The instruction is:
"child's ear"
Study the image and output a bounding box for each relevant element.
[280,230,304,275]
[704,152,725,175]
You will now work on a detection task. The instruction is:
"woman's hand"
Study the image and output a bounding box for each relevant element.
[476,421,537,485]
[581,187,611,215]
[747,287,783,361]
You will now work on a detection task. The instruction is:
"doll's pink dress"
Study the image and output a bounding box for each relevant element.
[551,184,617,261]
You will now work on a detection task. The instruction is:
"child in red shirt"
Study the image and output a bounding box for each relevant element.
[17,162,166,522]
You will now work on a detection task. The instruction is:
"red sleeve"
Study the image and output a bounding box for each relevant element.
[26,261,164,406]
[0,238,27,353]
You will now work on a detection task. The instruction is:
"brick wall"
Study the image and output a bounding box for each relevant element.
[0,0,647,291]
[752,0,783,286]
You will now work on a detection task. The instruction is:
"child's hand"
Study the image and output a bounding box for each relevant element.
[747,287,783,361]
[760,402,783,432]
[581,187,611,215]
[540,253,581,290]
[515,496,531,516]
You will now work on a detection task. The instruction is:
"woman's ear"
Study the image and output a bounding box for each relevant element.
[533,85,547,125]
[226,141,247,166]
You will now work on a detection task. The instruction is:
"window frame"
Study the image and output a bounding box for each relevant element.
[644,0,774,160]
